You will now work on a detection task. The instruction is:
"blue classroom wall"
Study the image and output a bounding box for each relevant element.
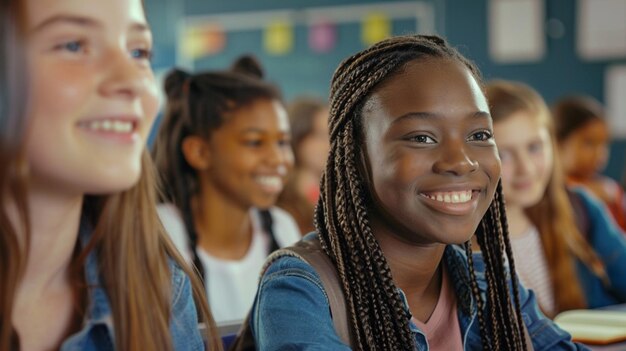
[192,19,418,101]
[144,0,626,182]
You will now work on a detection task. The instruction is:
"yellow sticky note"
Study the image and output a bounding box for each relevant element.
[181,24,225,60]
[264,20,293,55]
[362,12,391,46]
[181,29,205,60]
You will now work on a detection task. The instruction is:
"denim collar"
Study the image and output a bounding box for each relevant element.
[78,218,115,339]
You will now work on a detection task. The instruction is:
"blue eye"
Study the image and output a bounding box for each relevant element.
[130,48,153,60]
[56,40,85,53]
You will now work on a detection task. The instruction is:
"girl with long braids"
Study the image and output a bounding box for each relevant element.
[153,56,301,324]
[0,0,220,350]
[248,35,586,350]
[487,80,626,317]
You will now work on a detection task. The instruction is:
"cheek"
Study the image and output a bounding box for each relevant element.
[283,148,295,169]
[500,159,515,183]
[30,64,92,122]
[141,77,160,126]
[535,153,552,181]
[481,148,502,180]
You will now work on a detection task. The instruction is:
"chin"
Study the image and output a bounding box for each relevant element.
[84,171,142,195]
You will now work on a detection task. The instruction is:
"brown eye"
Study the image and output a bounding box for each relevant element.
[410,135,436,144]
[469,130,493,141]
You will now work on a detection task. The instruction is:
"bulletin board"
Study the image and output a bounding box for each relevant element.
[176,2,436,100]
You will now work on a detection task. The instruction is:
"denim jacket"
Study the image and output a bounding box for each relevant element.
[572,187,626,307]
[59,223,205,351]
[250,234,589,350]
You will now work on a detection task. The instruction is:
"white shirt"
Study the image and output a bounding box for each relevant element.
[157,203,301,323]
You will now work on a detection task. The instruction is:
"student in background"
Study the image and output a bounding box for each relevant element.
[552,96,626,231]
[250,35,582,350]
[153,56,301,324]
[487,80,626,318]
[277,97,330,234]
[0,0,219,350]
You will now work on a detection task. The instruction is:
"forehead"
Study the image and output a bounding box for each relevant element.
[494,111,548,146]
[26,0,147,30]
[223,99,289,131]
[365,58,488,120]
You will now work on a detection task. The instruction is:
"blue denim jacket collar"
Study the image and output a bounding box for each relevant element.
[60,218,115,350]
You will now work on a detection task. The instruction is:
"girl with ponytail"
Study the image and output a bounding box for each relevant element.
[153,55,301,323]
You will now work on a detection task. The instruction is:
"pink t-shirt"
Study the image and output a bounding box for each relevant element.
[411,267,463,351]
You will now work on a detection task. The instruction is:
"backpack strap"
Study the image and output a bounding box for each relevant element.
[229,235,352,351]
[262,235,352,345]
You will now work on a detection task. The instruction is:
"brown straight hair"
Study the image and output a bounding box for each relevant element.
[1,0,30,348]
[0,1,221,350]
[486,80,607,315]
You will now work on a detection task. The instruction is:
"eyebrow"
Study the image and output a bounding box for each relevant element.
[391,111,491,125]
[32,15,150,34]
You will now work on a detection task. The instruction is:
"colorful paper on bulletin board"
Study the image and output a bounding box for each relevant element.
[264,20,293,55]
[181,24,226,60]
[362,12,391,46]
[309,20,336,53]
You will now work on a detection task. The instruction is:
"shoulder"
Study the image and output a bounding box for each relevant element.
[251,252,350,349]
[261,254,325,291]
[570,186,601,208]
[166,259,205,350]
[266,207,302,246]
[167,259,190,306]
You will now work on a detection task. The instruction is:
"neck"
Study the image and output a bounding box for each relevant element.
[371,220,445,321]
[11,182,84,296]
[194,179,253,260]
[505,204,532,238]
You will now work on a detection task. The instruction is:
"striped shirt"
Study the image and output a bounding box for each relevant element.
[510,225,556,316]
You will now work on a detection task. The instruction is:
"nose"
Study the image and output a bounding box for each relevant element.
[432,140,479,176]
[99,48,150,99]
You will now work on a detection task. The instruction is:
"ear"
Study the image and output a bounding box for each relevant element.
[181,135,211,171]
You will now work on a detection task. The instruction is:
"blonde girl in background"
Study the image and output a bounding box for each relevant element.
[487,80,626,318]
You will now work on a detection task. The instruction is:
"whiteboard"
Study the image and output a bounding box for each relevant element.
[605,65,626,137]
[488,0,545,63]
[577,0,626,60]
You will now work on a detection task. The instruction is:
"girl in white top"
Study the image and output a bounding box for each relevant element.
[153,56,301,323]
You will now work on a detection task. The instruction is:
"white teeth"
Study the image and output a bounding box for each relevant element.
[256,176,282,188]
[85,119,134,133]
[422,190,473,204]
